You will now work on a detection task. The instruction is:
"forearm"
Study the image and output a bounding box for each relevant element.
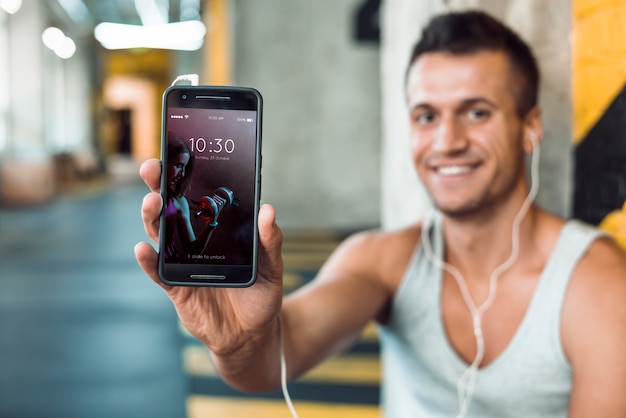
[207,231,392,393]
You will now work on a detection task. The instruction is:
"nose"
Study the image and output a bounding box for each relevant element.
[432,116,468,153]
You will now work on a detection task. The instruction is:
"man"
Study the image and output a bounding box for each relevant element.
[135,10,626,417]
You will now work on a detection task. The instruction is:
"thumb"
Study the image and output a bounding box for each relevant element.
[257,204,284,283]
[134,241,172,291]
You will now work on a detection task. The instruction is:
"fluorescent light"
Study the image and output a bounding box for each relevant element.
[94,20,206,51]
[42,26,76,59]
[0,0,22,14]
[55,36,76,59]
[42,27,65,50]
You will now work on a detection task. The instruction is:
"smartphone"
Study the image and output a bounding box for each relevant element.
[158,85,262,287]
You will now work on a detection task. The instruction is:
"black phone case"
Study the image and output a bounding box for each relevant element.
[157,85,262,287]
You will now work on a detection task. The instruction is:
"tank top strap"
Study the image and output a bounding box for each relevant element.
[533,219,606,308]
[522,219,607,364]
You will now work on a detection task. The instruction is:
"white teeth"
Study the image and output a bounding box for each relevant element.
[437,165,472,176]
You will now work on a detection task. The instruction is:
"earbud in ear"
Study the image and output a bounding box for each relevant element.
[527,131,539,152]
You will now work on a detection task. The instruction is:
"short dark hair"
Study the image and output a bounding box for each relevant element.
[407,10,539,117]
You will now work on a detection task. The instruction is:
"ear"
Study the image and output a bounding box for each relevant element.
[522,106,543,154]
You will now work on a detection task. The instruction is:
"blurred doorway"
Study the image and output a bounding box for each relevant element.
[113,108,133,156]
[103,76,158,180]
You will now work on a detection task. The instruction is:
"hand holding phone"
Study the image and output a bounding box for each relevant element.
[158,86,262,287]
[134,157,285,359]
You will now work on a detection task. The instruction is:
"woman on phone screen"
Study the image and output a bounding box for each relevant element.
[164,135,219,262]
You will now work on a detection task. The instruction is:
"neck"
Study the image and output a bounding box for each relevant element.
[439,197,540,280]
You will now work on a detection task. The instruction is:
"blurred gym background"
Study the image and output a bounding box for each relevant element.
[0,0,624,417]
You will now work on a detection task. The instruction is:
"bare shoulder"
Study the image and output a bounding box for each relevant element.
[563,233,626,360]
[562,234,626,414]
[571,234,626,290]
[567,234,626,316]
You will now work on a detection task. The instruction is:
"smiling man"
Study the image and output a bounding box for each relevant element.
[407,51,536,219]
[135,10,626,418]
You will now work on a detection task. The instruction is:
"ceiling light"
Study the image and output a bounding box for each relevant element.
[42,26,76,59]
[0,0,22,14]
[55,37,76,59]
[94,20,206,51]
[42,27,65,50]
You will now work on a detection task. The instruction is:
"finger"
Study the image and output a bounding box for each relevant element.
[257,204,284,285]
[139,158,162,193]
[142,192,163,243]
[134,242,172,291]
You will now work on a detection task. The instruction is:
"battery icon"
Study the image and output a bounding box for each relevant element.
[246,118,253,122]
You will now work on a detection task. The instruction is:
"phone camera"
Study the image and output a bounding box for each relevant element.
[182,94,187,100]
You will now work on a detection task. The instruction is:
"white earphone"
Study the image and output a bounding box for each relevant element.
[529,131,539,150]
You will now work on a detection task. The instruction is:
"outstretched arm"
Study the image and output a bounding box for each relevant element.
[135,158,393,392]
[136,158,284,389]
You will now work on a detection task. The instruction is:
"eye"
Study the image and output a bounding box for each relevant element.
[467,108,490,120]
[412,110,437,126]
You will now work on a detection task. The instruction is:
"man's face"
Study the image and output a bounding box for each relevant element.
[406,50,534,218]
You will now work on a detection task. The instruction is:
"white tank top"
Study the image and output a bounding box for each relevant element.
[378,213,604,417]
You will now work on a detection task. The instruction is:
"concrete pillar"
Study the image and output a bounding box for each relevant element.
[380,0,572,230]
[6,0,46,160]
[232,0,382,230]
[0,0,56,204]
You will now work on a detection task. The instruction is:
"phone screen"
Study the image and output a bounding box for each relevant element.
[158,86,262,287]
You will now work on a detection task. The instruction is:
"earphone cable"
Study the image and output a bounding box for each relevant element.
[421,138,541,417]
[278,316,300,418]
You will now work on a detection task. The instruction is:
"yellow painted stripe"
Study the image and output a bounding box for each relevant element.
[361,321,379,342]
[282,230,345,241]
[301,354,380,384]
[283,272,306,290]
[183,346,380,385]
[282,240,341,253]
[187,395,381,418]
[282,252,335,270]
[572,0,626,142]
[203,0,231,85]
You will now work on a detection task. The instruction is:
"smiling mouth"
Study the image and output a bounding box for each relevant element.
[435,165,475,176]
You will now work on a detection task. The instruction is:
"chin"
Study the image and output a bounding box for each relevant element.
[432,198,485,219]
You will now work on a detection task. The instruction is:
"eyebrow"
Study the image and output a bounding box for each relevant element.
[409,97,498,112]
[459,97,498,109]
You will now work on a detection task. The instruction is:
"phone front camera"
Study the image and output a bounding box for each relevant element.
[182,94,187,100]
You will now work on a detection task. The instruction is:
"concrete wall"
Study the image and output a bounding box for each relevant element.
[381,0,573,230]
[231,0,382,231]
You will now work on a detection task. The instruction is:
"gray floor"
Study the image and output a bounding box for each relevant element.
[0,182,188,418]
